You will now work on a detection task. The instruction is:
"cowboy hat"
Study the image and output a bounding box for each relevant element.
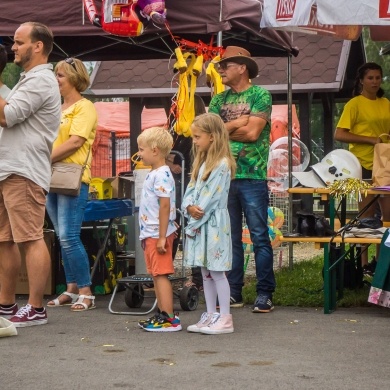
[217,46,259,79]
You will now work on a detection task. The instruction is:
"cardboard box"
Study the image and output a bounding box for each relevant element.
[89,177,114,200]
[16,230,56,295]
[111,176,134,199]
[89,176,134,200]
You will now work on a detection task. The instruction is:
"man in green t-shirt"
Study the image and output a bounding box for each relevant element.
[209,46,276,313]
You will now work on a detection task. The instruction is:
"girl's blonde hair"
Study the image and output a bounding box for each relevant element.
[190,113,236,181]
[54,58,90,93]
[137,126,173,158]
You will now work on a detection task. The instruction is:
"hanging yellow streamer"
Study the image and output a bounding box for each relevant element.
[206,55,225,96]
[173,49,199,137]
[173,50,225,136]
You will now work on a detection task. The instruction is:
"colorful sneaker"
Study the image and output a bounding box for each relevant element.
[9,304,48,327]
[138,309,161,329]
[0,303,18,319]
[187,312,213,333]
[200,313,234,335]
[142,311,182,332]
[252,294,274,313]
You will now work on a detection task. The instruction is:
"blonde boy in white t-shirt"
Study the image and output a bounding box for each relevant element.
[137,127,180,332]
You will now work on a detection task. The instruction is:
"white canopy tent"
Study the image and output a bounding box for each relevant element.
[261,0,390,26]
[261,0,390,42]
[260,0,390,178]
[260,0,390,261]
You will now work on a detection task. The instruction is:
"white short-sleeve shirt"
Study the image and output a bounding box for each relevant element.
[139,165,177,239]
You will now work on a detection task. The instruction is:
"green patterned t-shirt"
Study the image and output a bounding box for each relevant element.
[208,85,272,180]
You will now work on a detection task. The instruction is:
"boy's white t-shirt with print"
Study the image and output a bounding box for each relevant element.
[139,165,177,240]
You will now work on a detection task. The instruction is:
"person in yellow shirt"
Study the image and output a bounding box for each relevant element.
[46,58,98,311]
[335,62,390,273]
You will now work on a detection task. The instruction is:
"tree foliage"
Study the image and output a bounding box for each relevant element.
[363,27,390,98]
[2,61,96,90]
[310,30,390,156]
[2,63,21,89]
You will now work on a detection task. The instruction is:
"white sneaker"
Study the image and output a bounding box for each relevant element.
[0,317,18,337]
[200,313,234,335]
[187,312,214,333]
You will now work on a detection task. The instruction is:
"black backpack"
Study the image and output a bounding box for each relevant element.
[327,244,364,290]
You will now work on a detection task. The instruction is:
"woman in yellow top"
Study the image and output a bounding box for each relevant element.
[335,62,390,271]
[46,58,98,311]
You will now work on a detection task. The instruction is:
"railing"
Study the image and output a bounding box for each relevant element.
[91,131,131,178]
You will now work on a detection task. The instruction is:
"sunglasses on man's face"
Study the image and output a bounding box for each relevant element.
[216,62,242,71]
[64,57,76,70]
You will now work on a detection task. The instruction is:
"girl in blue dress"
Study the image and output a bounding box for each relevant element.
[182,113,236,334]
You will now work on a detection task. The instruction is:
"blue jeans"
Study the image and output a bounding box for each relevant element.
[46,184,91,288]
[227,179,276,298]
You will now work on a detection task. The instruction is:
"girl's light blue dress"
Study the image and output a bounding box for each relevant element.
[182,158,232,271]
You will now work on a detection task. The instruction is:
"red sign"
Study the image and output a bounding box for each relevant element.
[379,0,390,18]
[276,0,297,21]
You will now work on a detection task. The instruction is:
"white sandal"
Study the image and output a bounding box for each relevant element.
[47,292,79,307]
[70,295,96,312]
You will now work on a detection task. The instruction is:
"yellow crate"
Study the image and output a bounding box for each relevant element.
[89,177,113,200]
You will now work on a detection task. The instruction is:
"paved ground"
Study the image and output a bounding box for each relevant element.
[1,293,389,390]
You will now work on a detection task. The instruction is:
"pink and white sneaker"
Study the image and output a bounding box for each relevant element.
[187,312,213,333]
[200,313,234,335]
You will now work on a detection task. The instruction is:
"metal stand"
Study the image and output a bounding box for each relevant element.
[108,275,198,315]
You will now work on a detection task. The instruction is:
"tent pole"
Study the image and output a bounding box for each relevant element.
[287,53,294,269]
[129,98,148,275]
[217,0,223,46]
[217,32,222,47]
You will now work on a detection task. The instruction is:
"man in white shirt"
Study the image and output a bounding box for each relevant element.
[0,22,61,327]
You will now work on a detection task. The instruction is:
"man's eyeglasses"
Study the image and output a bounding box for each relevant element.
[216,62,241,71]
[64,57,76,70]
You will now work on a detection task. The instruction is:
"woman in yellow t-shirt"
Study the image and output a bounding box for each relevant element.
[335,62,390,271]
[46,58,98,311]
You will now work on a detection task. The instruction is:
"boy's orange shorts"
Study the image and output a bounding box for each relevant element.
[142,233,175,276]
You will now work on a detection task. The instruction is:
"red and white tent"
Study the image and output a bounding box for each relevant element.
[260,0,390,41]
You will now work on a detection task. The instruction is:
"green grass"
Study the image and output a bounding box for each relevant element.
[243,254,373,308]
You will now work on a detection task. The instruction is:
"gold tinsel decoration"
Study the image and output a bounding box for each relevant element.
[327,178,372,201]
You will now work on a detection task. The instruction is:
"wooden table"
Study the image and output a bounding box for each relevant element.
[283,187,388,313]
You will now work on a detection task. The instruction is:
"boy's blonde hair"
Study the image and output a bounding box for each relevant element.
[137,127,173,158]
[190,113,236,181]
